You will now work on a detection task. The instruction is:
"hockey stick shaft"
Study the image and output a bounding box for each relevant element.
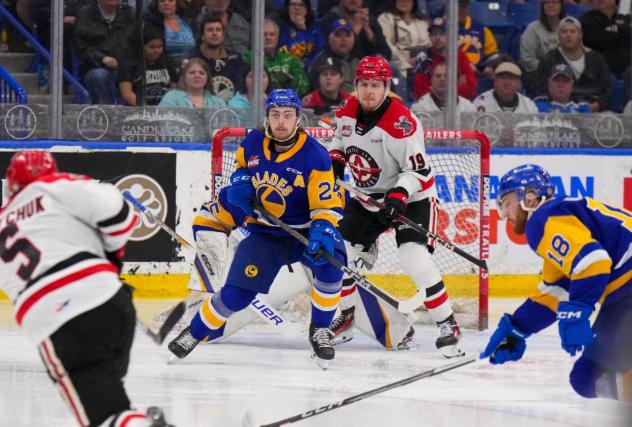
[255,355,477,426]
[253,206,416,313]
[135,301,186,345]
[123,191,301,339]
[336,179,488,270]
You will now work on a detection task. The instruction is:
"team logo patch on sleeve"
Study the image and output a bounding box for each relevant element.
[394,116,414,136]
[245,265,259,277]
[248,155,260,168]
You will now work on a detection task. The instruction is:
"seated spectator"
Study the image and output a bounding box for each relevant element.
[228,66,271,110]
[196,0,250,55]
[269,0,325,67]
[321,0,392,59]
[302,57,351,116]
[412,18,477,100]
[580,0,631,74]
[536,16,611,111]
[144,0,196,69]
[534,63,591,113]
[308,18,361,93]
[243,19,310,96]
[159,58,226,108]
[520,0,566,95]
[193,16,246,102]
[118,30,176,106]
[458,0,500,77]
[473,62,538,113]
[411,62,476,113]
[73,0,136,104]
[378,0,431,79]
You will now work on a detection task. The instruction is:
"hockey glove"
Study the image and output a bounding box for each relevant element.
[305,219,339,266]
[227,169,255,216]
[557,301,594,357]
[480,314,530,365]
[378,187,408,226]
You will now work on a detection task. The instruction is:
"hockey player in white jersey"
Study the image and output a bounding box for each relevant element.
[0,151,173,427]
[328,56,463,357]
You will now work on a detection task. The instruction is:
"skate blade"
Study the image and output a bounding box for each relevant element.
[311,353,331,370]
[441,345,466,359]
[331,333,353,346]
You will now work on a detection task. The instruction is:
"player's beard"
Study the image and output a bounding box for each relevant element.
[511,208,529,236]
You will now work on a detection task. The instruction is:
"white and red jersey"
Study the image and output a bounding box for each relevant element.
[330,96,436,206]
[0,174,137,343]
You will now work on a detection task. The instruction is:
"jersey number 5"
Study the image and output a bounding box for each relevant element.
[0,223,41,281]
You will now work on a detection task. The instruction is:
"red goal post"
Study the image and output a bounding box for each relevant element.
[211,127,490,330]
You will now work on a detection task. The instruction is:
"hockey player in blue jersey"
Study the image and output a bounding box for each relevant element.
[481,164,632,400]
[168,89,347,368]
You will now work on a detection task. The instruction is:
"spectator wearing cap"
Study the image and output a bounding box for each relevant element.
[458,0,500,77]
[302,58,351,116]
[580,0,631,74]
[243,19,310,96]
[534,63,592,113]
[536,16,611,111]
[269,0,325,68]
[321,0,392,59]
[377,0,431,79]
[195,0,250,55]
[309,19,362,92]
[520,0,566,95]
[411,62,476,114]
[412,17,477,100]
[192,16,246,102]
[473,62,538,113]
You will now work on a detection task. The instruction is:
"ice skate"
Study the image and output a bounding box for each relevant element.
[168,326,200,359]
[309,323,335,370]
[396,326,416,350]
[435,314,464,358]
[329,307,355,345]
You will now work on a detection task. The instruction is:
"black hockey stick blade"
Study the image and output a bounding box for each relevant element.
[336,179,488,270]
[246,355,477,427]
[138,301,186,345]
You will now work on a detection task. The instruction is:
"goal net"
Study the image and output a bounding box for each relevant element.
[211,127,490,330]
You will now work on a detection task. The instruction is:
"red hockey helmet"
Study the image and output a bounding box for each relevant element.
[355,56,392,82]
[6,150,58,196]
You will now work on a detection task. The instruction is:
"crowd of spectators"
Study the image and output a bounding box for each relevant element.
[11,0,632,117]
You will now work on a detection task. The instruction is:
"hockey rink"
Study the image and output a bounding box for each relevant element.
[0,299,628,427]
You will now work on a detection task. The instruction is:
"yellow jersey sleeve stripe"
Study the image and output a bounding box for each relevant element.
[235,145,247,169]
[570,258,613,281]
[601,269,632,303]
[529,292,560,313]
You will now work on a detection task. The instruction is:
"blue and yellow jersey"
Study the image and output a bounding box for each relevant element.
[191,187,246,240]
[234,129,343,234]
[512,197,632,334]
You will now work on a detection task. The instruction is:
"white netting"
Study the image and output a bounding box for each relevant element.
[211,128,489,329]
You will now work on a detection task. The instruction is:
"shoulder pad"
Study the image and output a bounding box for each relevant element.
[335,96,359,118]
[377,99,419,139]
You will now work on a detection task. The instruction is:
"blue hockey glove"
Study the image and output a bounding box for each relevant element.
[304,219,339,266]
[480,314,531,365]
[557,301,593,357]
[226,169,255,216]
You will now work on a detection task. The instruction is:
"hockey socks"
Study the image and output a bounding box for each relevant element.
[191,286,257,339]
[310,279,341,328]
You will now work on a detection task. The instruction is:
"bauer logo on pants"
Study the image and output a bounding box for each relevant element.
[115,174,168,241]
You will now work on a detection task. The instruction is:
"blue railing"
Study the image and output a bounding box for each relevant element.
[0,64,26,104]
[0,4,89,104]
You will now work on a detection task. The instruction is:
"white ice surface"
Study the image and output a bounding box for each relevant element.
[0,299,628,427]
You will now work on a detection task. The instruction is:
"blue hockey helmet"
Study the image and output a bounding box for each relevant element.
[265,89,301,114]
[497,164,555,213]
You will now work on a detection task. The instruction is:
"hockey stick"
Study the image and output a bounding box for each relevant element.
[242,354,477,427]
[122,191,303,339]
[136,301,186,345]
[253,205,419,313]
[336,179,488,270]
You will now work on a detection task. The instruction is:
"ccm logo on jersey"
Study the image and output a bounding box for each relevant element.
[251,299,284,325]
[557,311,583,320]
